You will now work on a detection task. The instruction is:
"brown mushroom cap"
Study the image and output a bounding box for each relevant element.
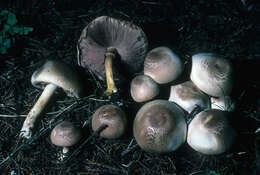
[144,47,183,84]
[77,16,148,80]
[130,75,159,102]
[31,60,85,98]
[133,100,187,153]
[187,109,236,155]
[50,121,82,147]
[92,105,127,139]
[169,81,210,113]
[190,53,233,97]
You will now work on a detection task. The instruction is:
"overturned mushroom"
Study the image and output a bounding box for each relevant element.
[50,121,82,159]
[144,47,183,84]
[20,60,85,139]
[190,53,233,97]
[77,16,148,95]
[187,109,236,155]
[133,100,187,153]
[92,104,127,139]
[169,81,210,113]
[130,75,159,102]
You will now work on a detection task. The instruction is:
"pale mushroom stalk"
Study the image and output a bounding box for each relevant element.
[104,47,118,95]
[20,84,58,139]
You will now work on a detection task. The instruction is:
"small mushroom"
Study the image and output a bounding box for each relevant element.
[144,47,183,84]
[187,109,236,155]
[92,104,127,139]
[133,100,187,153]
[211,96,236,112]
[77,16,148,95]
[168,81,210,113]
[190,53,233,97]
[130,75,159,102]
[50,121,82,158]
[20,60,85,139]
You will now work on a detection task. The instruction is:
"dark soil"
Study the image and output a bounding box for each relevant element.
[0,0,260,174]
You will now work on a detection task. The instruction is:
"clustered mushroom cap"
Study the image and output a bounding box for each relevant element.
[92,104,127,139]
[130,75,159,102]
[77,16,148,80]
[187,109,236,155]
[190,53,233,97]
[169,81,210,113]
[144,47,183,84]
[133,100,187,153]
[50,121,82,147]
[31,60,85,98]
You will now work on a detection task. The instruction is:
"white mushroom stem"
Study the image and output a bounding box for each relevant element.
[20,83,58,139]
[62,147,69,154]
[104,47,118,95]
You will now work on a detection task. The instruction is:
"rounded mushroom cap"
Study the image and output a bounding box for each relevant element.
[130,75,159,102]
[92,105,127,139]
[190,53,233,97]
[144,47,183,84]
[50,121,82,147]
[31,60,85,98]
[77,16,148,80]
[211,96,236,112]
[133,100,187,153]
[187,109,236,155]
[169,81,210,113]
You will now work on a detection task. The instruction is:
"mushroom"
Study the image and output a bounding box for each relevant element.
[190,53,234,97]
[130,75,159,102]
[50,121,82,158]
[20,60,85,139]
[168,81,210,113]
[211,96,236,112]
[144,47,183,84]
[77,16,148,95]
[92,104,127,139]
[133,100,187,153]
[187,109,236,155]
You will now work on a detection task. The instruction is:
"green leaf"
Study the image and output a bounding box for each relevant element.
[22,27,33,35]
[0,46,7,54]
[3,24,11,32]
[0,10,9,16]
[7,12,17,26]
[3,38,11,48]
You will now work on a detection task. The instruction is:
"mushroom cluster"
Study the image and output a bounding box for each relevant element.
[19,16,239,164]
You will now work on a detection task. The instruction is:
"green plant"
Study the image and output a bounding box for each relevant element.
[0,10,33,54]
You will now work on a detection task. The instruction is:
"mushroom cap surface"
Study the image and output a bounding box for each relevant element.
[130,75,159,102]
[190,53,233,97]
[133,100,187,153]
[77,16,148,80]
[31,60,85,98]
[169,81,210,113]
[92,105,127,139]
[187,109,236,155]
[144,47,183,84]
[211,96,236,112]
[50,121,82,147]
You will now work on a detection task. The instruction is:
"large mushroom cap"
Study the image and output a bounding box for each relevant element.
[187,109,236,155]
[31,60,85,98]
[130,75,159,102]
[133,100,187,153]
[50,121,82,147]
[144,47,183,84]
[190,53,233,97]
[77,16,148,80]
[92,104,127,139]
[169,81,210,113]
